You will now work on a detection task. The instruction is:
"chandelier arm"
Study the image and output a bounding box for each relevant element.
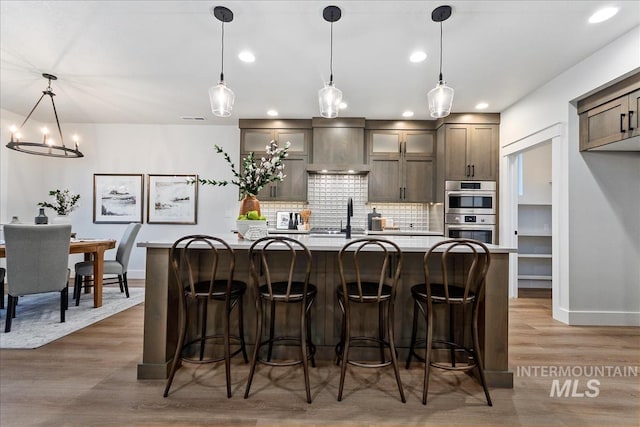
[19,93,47,129]
[49,94,66,147]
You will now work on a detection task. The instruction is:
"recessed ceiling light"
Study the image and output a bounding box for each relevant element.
[588,7,619,23]
[238,51,255,62]
[475,102,489,110]
[339,102,347,109]
[409,51,427,63]
[402,111,414,117]
[266,109,278,117]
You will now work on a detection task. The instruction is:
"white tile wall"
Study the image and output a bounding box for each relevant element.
[261,175,439,232]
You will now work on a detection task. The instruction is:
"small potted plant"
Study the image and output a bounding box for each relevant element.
[38,189,80,223]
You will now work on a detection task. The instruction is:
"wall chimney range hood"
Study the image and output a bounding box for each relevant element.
[308,117,368,174]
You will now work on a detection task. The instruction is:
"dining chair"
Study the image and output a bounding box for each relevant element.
[406,238,492,406]
[0,267,5,309]
[3,224,71,333]
[335,237,405,403]
[73,222,141,305]
[163,235,248,398]
[244,236,317,404]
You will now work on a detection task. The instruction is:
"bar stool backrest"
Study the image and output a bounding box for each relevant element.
[170,235,236,302]
[424,238,491,305]
[248,236,312,302]
[338,237,403,302]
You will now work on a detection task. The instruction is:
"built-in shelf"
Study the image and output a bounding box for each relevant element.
[518,204,552,290]
[518,274,552,281]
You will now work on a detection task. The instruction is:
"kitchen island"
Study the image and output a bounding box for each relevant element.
[137,234,515,387]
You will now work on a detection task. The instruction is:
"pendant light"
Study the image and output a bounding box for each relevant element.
[209,6,235,117]
[318,5,343,119]
[427,5,454,118]
[6,73,84,158]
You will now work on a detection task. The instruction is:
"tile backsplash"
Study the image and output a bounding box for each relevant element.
[261,175,443,232]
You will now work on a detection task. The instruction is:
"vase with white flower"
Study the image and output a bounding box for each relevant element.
[37,189,80,224]
[197,140,290,237]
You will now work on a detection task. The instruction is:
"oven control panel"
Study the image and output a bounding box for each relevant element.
[445,214,496,225]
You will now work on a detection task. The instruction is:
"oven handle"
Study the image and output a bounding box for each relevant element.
[445,224,496,230]
[445,191,496,197]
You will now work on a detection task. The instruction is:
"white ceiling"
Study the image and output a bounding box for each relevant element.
[1,1,639,126]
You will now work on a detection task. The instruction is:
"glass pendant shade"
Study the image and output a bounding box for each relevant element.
[427,80,454,118]
[318,82,342,119]
[209,81,235,117]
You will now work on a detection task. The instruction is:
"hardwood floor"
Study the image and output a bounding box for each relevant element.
[1,286,638,426]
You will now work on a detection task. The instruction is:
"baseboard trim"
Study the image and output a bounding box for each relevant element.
[566,309,640,326]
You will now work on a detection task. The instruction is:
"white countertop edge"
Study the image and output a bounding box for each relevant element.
[138,234,516,253]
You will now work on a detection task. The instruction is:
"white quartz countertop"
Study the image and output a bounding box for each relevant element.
[138,233,515,253]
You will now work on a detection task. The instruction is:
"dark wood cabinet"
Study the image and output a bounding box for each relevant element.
[239,119,311,201]
[367,129,435,202]
[444,124,498,181]
[578,72,640,151]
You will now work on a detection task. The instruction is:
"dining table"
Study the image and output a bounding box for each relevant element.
[0,238,116,308]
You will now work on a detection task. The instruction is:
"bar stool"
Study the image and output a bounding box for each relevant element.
[163,235,248,398]
[244,236,317,404]
[406,238,492,406]
[335,237,405,403]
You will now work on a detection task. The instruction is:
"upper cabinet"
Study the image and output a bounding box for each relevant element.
[366,121,436,202]
[309,117,366,170]
[239,119,311,201]
[578,71,640,151]
[443,123,498,181]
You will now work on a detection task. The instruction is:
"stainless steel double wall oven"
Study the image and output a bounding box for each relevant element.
[444,180,496,244]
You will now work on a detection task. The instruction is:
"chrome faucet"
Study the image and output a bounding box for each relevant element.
[346,197,353,239]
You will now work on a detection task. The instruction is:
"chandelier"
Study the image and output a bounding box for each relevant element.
[6,73,84,158]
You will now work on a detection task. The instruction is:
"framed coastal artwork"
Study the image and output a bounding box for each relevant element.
[93,174,144,224]
[147,174,198,224]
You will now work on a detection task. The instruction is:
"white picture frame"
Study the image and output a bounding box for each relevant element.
[147,174,198,224]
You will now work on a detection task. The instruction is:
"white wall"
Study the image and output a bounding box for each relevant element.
[500,26,640,325]
[1,116,241,278]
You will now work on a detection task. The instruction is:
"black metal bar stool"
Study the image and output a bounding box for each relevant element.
[406,238,492,406]
[163,235,248,398]
[335,237,405,403]
[244,236,317,404]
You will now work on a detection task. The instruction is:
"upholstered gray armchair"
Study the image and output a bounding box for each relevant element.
[3,224,72,332]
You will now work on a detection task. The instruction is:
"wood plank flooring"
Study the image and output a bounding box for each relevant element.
[0,284,638,426]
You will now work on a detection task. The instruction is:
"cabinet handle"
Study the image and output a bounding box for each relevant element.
[620,113,626,133]
[403,187,407,199]
[471,165,475,177]
[466,165,471,177]
[399,187,403,199]
[630,111,635,131]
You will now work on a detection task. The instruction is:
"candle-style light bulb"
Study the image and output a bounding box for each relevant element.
[72,134,79,150]
[9,125,17,142]
[42,127,49,144]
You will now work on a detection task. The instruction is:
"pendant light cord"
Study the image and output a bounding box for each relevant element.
[438,21,443,82]
[220,20,225,82]
[329,19,334,83]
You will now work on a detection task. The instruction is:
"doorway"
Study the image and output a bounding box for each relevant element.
[500,123,565,320]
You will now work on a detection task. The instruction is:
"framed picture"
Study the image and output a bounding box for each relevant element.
[147,174,198,224]
[276,211,291,230]
[93,174,144,224]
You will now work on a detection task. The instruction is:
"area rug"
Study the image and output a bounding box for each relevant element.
[0,287,144,349]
